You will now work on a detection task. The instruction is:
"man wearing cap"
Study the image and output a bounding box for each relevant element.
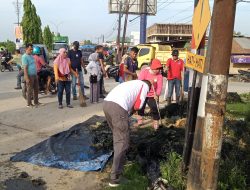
[68,41,87,101]
[166,49,184,104]
[138,59,163,130]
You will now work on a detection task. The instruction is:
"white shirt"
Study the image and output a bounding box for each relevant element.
[105,80,149,112]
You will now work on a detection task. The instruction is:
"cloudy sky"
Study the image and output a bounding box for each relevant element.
[0,0,249,43]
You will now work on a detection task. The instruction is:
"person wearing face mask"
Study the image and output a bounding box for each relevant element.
[137,59,163,130]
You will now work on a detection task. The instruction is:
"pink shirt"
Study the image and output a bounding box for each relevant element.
[138,67,163,97]
[33,55,45,73]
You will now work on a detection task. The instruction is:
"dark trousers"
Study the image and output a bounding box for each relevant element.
[138,97,160,120]
[103,101,129,180]
[90,81,99,103]
[99,74,104,95]
[58,81,71,105]
[26,75,39,106]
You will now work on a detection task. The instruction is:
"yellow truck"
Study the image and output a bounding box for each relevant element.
[136,44,187,69]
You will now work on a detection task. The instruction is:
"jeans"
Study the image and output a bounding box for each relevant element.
[119,76,124,84]
[71,71,85,97]
[17,70,24,87]
[168,78,181,98]
[58,81,71,105]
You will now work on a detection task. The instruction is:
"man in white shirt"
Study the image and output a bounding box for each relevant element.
[103,80,151,187]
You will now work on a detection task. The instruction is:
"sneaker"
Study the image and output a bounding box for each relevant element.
[26,104,34,108]
[73,96,78,100]
[58,105,63,109]
[14,86,22,90]
[67,104,74,108]
[108,180,120,187]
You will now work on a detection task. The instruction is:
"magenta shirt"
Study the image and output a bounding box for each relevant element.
[33,55,45,73]
[138,68,163,97]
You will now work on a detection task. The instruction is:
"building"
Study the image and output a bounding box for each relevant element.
[146,23,192,43]
[130,31,140,46]
[230,37,250,74]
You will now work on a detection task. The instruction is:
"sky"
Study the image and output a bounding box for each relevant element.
[0,0,250,43]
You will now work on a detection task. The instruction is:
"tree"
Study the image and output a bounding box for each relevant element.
[21,0,43,44]
[0,40,16,53]
[43,25,53,51]
[84,40,93,45]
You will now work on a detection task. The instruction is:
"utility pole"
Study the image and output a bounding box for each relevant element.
[121,0,130,56]
[140,0,147,43]
[187,0,236,189]
[13,0,22,25]
[116,0,123,64]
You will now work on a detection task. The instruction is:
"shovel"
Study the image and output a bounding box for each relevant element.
[152,84,163,126]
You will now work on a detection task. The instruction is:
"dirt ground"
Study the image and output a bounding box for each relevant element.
[1,70,250,190]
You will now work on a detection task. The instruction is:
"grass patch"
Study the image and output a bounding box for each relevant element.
[160,152,186,190]
[226,102,250,118]
[106,163,148,190]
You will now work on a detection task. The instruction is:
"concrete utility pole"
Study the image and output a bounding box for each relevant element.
[187,0,236,189]
[121,0,130,56]
[116,0,123,64]
[13,0,22,26]
[140,0,147,43]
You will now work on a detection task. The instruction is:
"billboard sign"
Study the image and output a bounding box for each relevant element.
[109,0,157,15]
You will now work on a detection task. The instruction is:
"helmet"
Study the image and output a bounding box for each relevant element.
[0,46,6,53]
[172,49,179,56]
[33,46,41,55]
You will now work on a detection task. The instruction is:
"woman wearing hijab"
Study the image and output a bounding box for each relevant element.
[86,52,101,103]
[54,48,77,109]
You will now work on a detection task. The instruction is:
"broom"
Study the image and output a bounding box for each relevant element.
[77,72,87,107]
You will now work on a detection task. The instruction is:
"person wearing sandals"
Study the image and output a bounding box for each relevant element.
[138,59,163,130]
[86,53,101,103]
[54,48,77,109]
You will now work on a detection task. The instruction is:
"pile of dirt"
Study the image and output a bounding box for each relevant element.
[226,92,242,103]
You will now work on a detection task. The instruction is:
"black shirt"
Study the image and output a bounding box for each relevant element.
[68,49,82,71]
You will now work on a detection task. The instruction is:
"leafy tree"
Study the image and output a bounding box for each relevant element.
[21,0,43,44]
[0,40,16,53]
[43,25,53,51]
[84,40,93,45]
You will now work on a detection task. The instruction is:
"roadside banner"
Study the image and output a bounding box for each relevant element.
[185,51,205,73]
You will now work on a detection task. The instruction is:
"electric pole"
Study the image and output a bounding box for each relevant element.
[187,0,237,189]
[116,0,123,64]
[13,0,22,26]
[121,0,130,56]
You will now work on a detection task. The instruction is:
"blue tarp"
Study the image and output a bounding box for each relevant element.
[10,115,113,171]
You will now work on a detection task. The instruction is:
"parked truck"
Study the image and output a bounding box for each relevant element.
[52,36,69,59]
[136,44,187,69]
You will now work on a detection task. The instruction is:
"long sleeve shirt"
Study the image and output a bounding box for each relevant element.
[138,67,163,97]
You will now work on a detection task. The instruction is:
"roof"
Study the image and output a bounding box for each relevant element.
[232,37,250,54]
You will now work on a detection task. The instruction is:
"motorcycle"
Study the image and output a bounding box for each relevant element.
[22,67,57,100]
[1,56,14,72]
[107,65,120,82]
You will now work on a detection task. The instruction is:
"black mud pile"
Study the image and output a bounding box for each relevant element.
[2,172,46,190]
[226,92,242,103]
